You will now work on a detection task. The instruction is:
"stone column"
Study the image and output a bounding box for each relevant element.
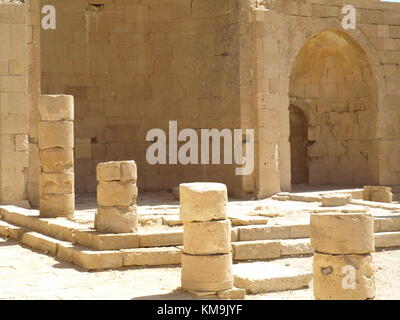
[38,95,75,218]
[95,161,138,233]
[180,182,233,293]
[310,212,375,300]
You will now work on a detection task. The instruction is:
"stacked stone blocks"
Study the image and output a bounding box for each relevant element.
[363,186,393,203]
[38,95,75,217]
[95,161,138,234]
[180,182,234,292]
[311,212,375,300]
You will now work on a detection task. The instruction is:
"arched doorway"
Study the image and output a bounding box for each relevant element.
[289,105,308,185]
[289,30,379,187]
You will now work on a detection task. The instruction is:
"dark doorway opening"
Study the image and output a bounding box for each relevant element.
[289,104,309,185]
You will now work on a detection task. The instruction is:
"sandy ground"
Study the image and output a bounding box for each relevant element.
[0,237,399,300]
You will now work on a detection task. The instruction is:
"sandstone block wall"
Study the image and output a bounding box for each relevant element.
[39,0,243,196]
[0,3,29,205]
[10,0,400,201]
[242,0,400,197]
[26,0,43,208]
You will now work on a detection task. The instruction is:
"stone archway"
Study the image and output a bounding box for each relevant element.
[288,29,379,187]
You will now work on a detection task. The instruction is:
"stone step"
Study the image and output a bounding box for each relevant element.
[0,205,85,242]
[351,199,400,210]
[2,205,400,251]
[2,217,400,270]
[122,247,181,266]
[288,193,322,202]
[233,262,313,294]
[375,232,400,248]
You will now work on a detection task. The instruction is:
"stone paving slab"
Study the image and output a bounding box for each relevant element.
[233,262,313,294]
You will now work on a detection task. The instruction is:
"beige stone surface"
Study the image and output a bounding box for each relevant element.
[139,230,183,247]
[20,231,62,256]
[179,183,227,222]
[375,232,400,248]
[321,194,352,207]
[72,249,124,270]
[39,172,74,195]
[281,239,313,256]
[97,181,138,207]
[364,186,393,203]
[232,240,281,261]
[217,287,246,300]
[39,194,75,218]
[122,247,181,266]
[181,253,233,292]
[39,148,74,173]
[95,206,138,234]
[183,220,231,255]
[233,262,313,294]
[380,217,400,232]
[289,224,310,238]
[311,212,375,254]
[74,230,140,250]
[96,161,137,182]
[39,95,74,121]
[45,219,79,242]
[239,225,290,241]
[38,121,74,149]
[313,253,375,300]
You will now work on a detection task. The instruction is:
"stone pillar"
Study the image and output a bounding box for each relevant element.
[38,95,75,218]
[310,212,375,300]
[95,161,138,233]
[180,182,233,292]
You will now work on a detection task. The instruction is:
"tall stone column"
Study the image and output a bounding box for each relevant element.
[180,182,233,292]
[38,95,75,218]
[95,161,138,233]
[310,212,375,300]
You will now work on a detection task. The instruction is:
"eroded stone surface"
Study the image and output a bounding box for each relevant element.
[179,183,227,222]
[313,253,375,300]
[181,253,233,292]
[95,206,138,234]
[183,220,231,255]
[311,212,375,254]
[233,262,312,294]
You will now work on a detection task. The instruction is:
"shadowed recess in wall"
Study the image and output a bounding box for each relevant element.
[289,30,379,188]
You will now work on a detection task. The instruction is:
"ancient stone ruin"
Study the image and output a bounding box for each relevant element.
[0,0,400,301]
[311,212,375,300]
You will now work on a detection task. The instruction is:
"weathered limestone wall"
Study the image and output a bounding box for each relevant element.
[27,0,400,200]
[246,0,400,197]
[26,0,42,208]
[40,0,243,196]
[290,29,379,186]
[0,3,29,205]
